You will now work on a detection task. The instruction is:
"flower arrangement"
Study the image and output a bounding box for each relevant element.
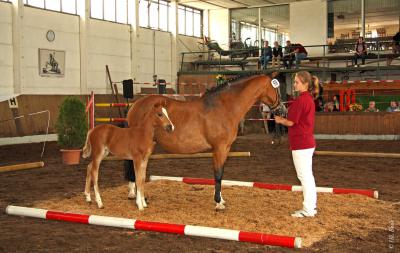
[215,74,225,86]
[349,103,363,112]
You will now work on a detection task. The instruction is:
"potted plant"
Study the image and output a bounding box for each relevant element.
[55,96,88,165]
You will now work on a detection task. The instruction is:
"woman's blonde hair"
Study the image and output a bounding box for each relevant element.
[295,71,320,98]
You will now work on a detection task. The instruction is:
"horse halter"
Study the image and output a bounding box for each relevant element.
[269,79,282,111]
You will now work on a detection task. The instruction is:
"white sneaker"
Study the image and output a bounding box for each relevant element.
[291,209,315,218]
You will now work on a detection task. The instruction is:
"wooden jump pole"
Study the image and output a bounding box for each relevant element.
[0,161,44,173]
[104,152,251,161]
[315,151,400,158]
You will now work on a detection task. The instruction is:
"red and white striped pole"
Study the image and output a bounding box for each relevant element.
[149,176,379,199]
[5,206,301,249]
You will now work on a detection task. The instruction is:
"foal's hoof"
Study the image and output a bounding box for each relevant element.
[215,203,225,210]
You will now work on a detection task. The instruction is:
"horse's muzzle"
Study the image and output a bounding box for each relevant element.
[273,102,288,117]
[165,124,174,132]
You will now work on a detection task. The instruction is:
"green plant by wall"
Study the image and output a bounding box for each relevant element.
[55,96,88,149]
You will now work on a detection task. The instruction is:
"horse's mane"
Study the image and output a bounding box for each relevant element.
[202,74,270,107]
[202,74,261,97]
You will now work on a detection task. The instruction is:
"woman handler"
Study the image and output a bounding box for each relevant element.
[275,71,318,218]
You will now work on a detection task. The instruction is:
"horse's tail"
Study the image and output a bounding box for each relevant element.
[82,129,93,158]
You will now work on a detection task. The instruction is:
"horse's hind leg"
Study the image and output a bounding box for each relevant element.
[84,162,93,203]
[91,158,104,208]
[213,146,229,210]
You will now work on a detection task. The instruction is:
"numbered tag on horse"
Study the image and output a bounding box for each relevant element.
[271,79,280,88]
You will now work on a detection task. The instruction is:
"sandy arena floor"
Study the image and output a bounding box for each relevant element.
[0,134,399,252]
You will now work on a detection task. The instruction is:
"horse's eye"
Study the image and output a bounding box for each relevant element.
[157,113,163,117]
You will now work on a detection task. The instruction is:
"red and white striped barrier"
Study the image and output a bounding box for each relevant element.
[5,205,301,248]
[149,176,379,199]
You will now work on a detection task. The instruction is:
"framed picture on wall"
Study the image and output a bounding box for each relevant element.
[38,49,65,77]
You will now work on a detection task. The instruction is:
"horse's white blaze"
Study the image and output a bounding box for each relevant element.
[162,107,174,131]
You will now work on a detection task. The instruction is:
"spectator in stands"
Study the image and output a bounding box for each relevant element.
[353,36,367,66]
[393,31,400,54]
[283,40,295,69]
[272,41,283,67]
[332,95,340,111]
[324,102,335,112]
[365,101,379,112]
[260,41,273,70]
[293,43,308,68]
[386,101,399,112]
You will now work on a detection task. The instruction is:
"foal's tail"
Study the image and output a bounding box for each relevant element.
[82,129,93,158]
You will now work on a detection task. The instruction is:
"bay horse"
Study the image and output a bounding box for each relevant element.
[82,104,174,210]
[126,74,286,210]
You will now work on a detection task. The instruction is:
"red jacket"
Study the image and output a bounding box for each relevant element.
[287,91,316,150]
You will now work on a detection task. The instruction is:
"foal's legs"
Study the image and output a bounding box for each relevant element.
[213,146,229,210]
[84,162,93,202]
[139,158,149,208]
[133,159,146,211]
[91,157,104,208]
[124,160,136,199]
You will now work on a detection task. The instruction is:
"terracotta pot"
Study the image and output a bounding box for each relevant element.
[60,149,81,165]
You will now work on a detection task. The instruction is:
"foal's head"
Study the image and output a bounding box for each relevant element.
[151,104,175,133]
[259,74,287,116]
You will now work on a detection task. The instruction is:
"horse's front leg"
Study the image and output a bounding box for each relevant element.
[213,146,229,210]
[133,158,146,211]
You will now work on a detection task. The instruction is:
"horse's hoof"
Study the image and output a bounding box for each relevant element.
[215,203,225,210]
[220,198,226,205]
[128,194,136,200]
[97,203,104,209]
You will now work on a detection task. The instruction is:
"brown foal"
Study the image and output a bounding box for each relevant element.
[82,104,174,210]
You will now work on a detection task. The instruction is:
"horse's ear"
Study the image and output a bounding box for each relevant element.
[270,71,279,79]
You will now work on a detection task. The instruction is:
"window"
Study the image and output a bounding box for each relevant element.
[0,0,11,2]
[24,0,78,15]
[139,0,170,31]
[90,0,128,24]
[178,5,202,37]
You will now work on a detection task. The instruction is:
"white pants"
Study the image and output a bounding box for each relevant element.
[292,148,317,215]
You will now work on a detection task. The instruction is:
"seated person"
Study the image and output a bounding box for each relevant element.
[393,31,400,54]
[386,101,399,112]
[332,95,340,111]
[292,43,308,68]
[282,40,295,69]
[365,101,379,112]
[324,102,335,112]
[272,41,283,67]
[353,37,367,66]
[259,41,272,70]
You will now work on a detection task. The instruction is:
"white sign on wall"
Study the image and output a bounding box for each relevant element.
[38,48,65,77]
[8,97,18,109]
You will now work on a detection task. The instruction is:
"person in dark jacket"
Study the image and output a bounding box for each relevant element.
[260,41,273,69]
[272,41,283,67]
[353,36,367,66]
